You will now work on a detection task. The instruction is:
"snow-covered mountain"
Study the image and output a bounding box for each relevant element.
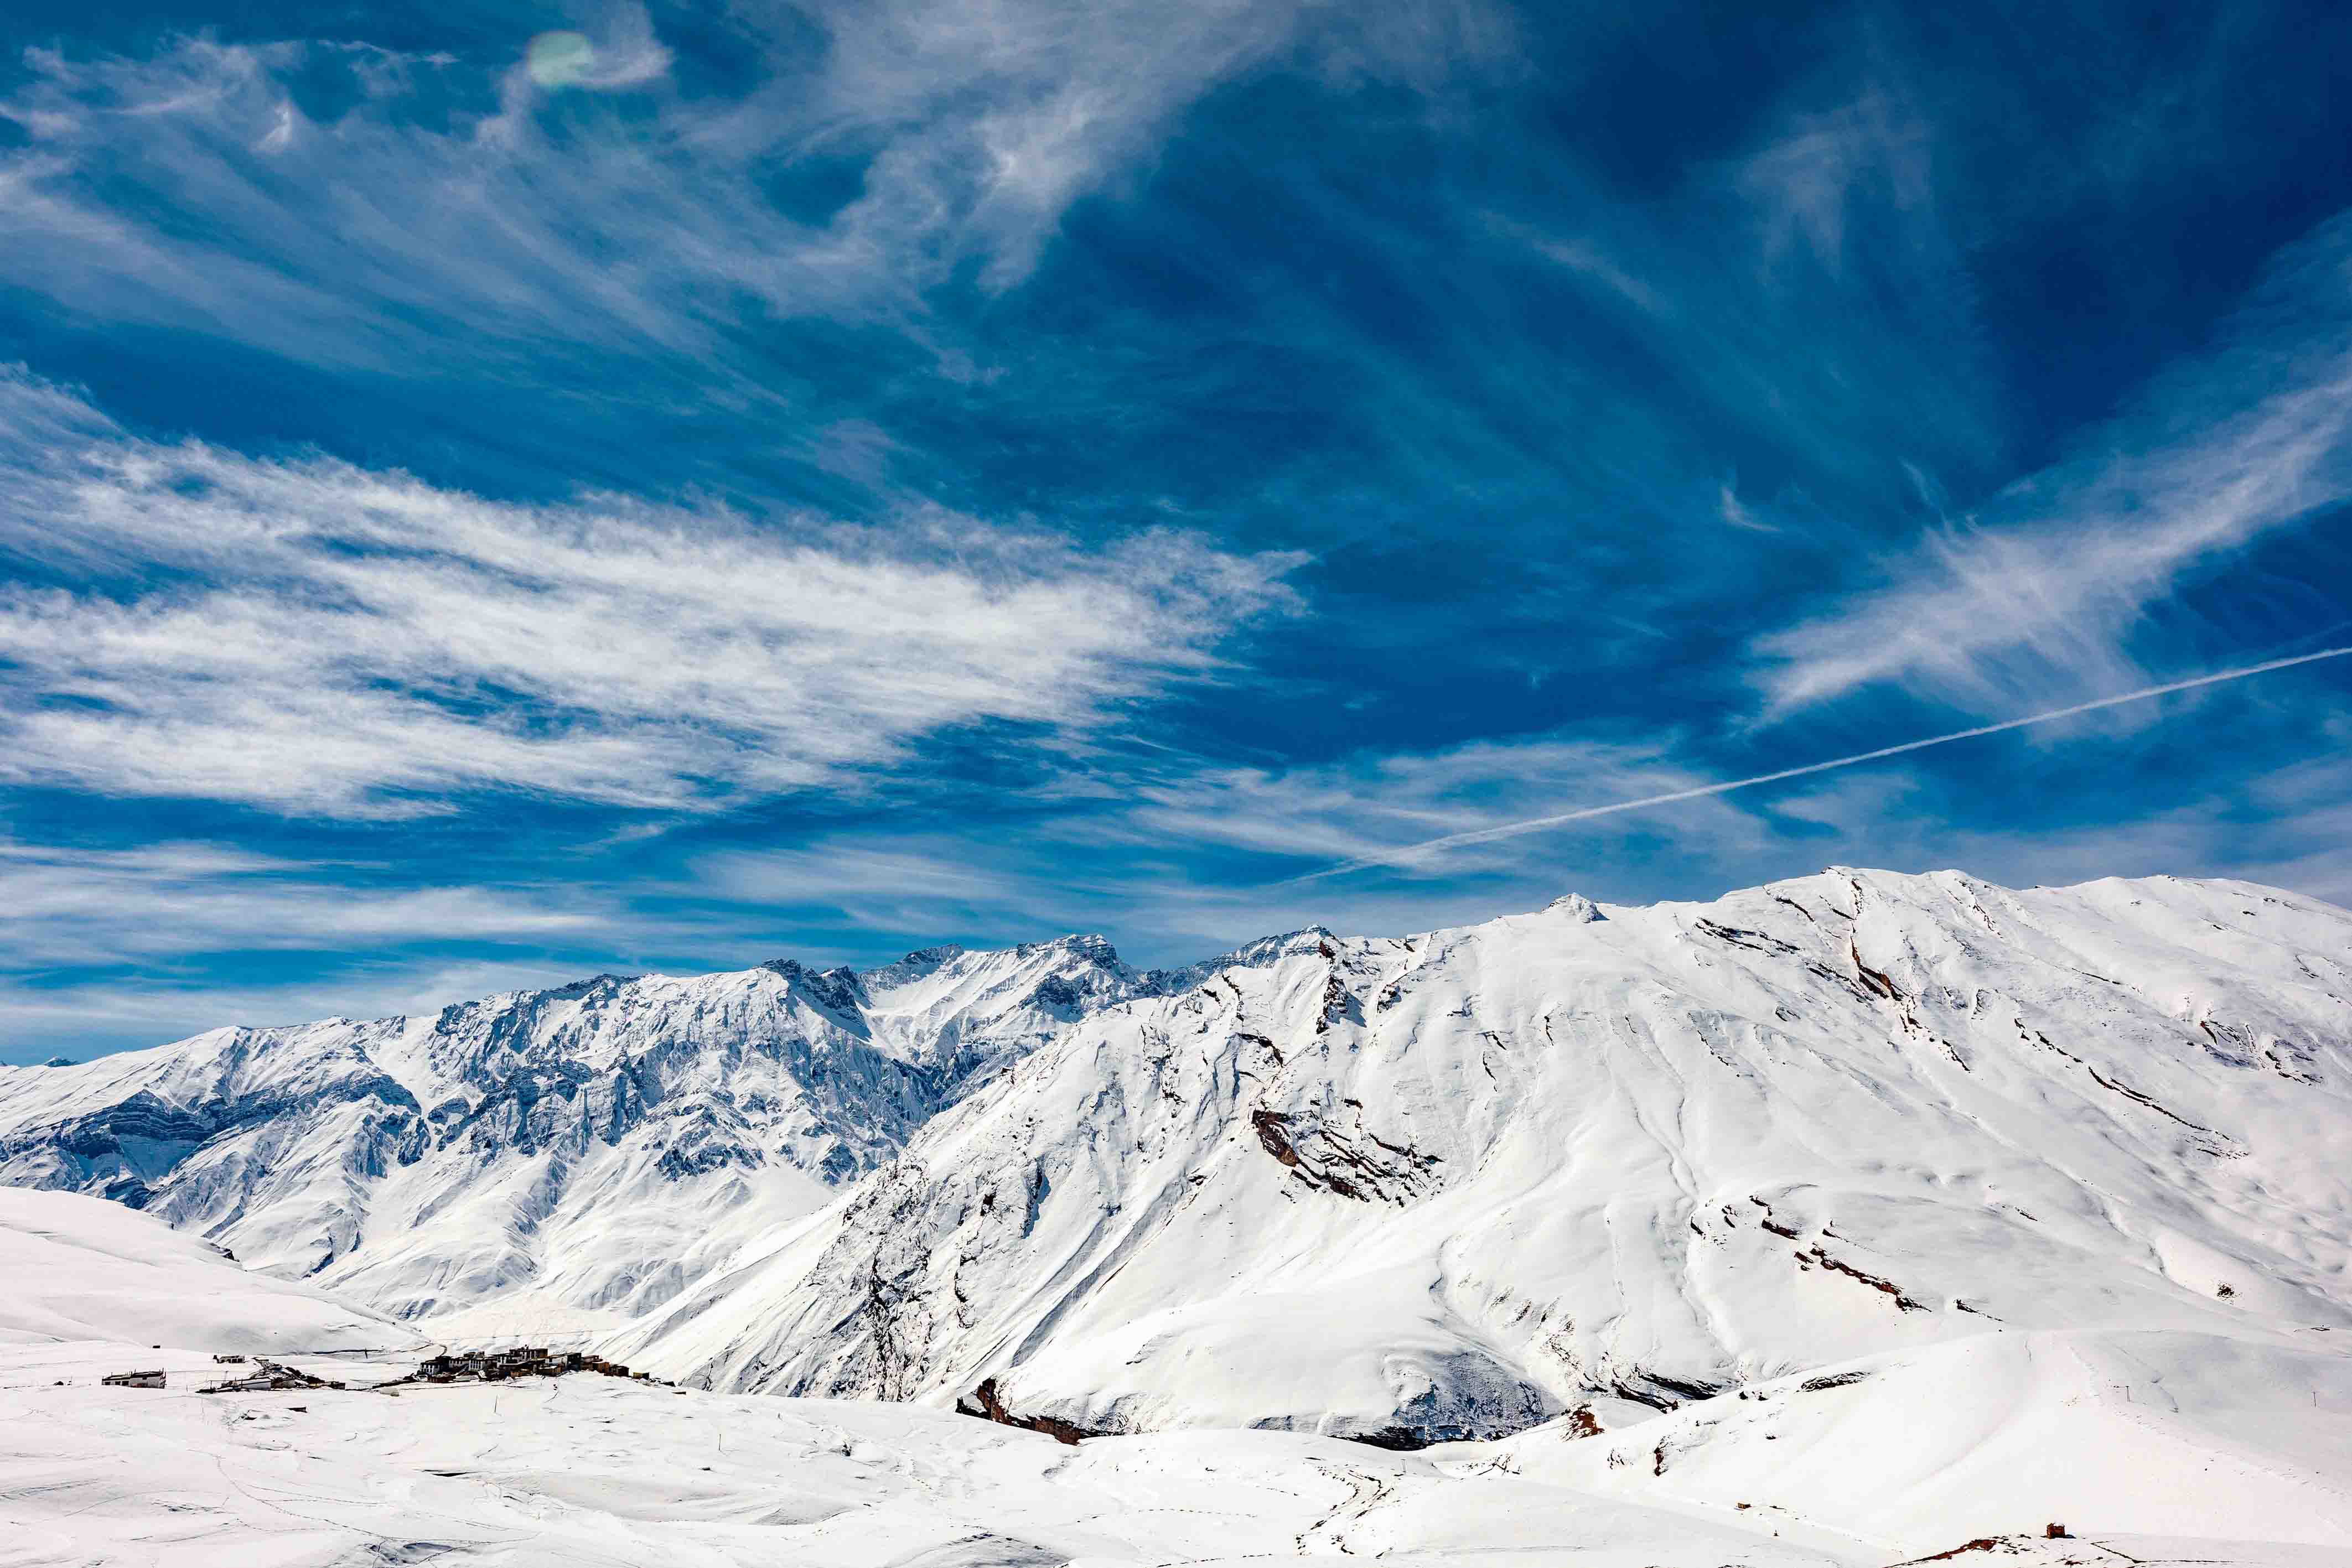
[604,868,2352,1451]
[0,934,1171,1324]
[7,865,2351,1471]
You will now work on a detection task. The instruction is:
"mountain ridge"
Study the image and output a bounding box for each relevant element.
[0,930,1183,1321]
[595,866,2352,1447]
[4,864,2349,1457]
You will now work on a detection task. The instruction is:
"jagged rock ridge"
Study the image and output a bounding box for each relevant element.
[0,934,1177,1321]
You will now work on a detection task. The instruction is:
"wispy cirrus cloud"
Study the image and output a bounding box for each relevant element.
[1752,211,2352,717]
[0,834,635,1056]
[1479,76,2004,530]
[1112,737,1768,874]
[690,732,1788,953]
[1739,85,1935,277]
[0,0,1510,382]
[0,839,600,970]
[1280,646,2352,880]
[516,16,672,94]
[0,370,1301,815]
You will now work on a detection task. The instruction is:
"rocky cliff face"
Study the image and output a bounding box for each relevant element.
[0,935,1168,1321]
[605,869,2352,1446]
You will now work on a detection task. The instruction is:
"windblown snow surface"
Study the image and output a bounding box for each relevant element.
[4,869,2352,1565]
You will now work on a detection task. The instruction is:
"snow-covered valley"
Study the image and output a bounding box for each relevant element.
[5,867,2352,1565]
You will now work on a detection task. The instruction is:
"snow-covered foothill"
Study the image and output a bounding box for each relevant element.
[1493,1326,2352,1553]
[0,1185,418,1353]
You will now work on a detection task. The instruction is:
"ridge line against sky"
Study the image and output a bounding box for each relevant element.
[0,1,2349,1059]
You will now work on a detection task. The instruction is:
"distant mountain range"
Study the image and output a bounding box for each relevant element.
[0,933,1192,1323]
[6,868,2350,1449]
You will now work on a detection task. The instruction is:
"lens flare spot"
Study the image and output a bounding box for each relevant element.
[526,32,595,89]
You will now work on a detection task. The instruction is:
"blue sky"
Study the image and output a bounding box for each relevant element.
[3,1,2350,1061]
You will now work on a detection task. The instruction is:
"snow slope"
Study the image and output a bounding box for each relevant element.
[610,869,2352,1453]
[1495,1325,2352,1553]
[0,1185,419,1353]
[3,1321,2345,1566]
[0,936,1167,1323]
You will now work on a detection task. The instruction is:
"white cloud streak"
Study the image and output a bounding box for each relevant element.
[1753,211,2352,716]
[0,371,1300,815]
[1289,643,2352,880]
[1113,740,1758,870]
[0,0,1511,376]
[0,839,600,971]
[672,731,1785,952]
[1738,87,1935,277]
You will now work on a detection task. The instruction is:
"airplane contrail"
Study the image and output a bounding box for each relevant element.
[1292,643,2352,883]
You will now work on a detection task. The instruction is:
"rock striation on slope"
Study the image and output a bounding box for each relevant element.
[606,869,2352,1447]
[0,936,1170,1322]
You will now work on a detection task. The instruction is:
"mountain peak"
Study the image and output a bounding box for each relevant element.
[1027,932,1121,962]
[605,868,2352,1448]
